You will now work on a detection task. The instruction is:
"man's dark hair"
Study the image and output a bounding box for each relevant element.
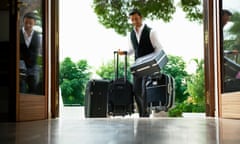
[222,9,232,16]
[23,12,37,20]
[129,9,142,17]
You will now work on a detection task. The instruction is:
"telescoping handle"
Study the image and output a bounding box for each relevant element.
[113,50,128,81]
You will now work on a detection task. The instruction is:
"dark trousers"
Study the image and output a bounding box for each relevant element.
[20,75,38,93]
[134,76,149,117]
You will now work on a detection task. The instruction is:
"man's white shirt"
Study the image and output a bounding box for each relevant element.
[128,23,164,56]
[22,27,34,48]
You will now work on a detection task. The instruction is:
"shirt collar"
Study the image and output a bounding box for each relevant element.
[134,23,145,34]
[22,27,34,37]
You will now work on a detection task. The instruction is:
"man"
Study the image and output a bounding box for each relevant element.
[20,12,41,93]
[127,9,164,117]
[221,9,232,28]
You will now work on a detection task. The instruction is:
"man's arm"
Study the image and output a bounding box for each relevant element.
[127,34,134,55]
[149,29,163,52]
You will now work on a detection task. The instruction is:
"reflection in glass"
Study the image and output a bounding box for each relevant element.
[19,0,44,95]
[222,0,240,93]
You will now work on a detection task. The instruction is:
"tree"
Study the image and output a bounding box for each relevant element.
[92,0,202,35]
[224,12,240,63]
[59,57,91,105]
[167,58,205,116]
[186,59,205,107]
[162,55,189,103]
[96,59,133,82]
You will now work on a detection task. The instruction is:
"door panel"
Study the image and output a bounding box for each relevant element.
[220,0,240,119]
[221,0,240,93]
[0,0,11,121]
[19,0,44,95]
[19,95,46,121]
[50,0,59,118]
[16,0,48,121]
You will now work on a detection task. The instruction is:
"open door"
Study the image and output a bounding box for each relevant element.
[16,0,48,121]
[219,0,240,119]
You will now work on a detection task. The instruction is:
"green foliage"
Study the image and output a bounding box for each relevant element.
[168,101,205,117]
[181,102,205,113]
[168,58,205,117]
[96,59,133,82]
[186,58,205,106]
[92,0,202,35]
[162,55,189,103]
[229,12,240,37]
[59,57,91,105]
[168,103,183,117]
[179,0,202,23]
[224,12,240,63]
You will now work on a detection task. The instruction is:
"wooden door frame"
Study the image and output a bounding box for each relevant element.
[217,0,240,119]
[50,0,59,118]
[203,0,216,117]
[9,0,18,122]
[15,0,49,121]
[49,0,228,118]
[50,0,217,118]
[205,0,240,118]
[215,0,222,118]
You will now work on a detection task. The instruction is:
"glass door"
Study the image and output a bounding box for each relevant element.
[220,0,240,119]
[16,0,48,121]
[221,0,240,93]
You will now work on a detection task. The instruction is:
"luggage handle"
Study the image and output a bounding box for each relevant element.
[113,50,128,81]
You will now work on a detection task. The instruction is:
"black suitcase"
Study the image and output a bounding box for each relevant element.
[130,50,168,77]
[224,79,240,92]
[108,51,134,116]
[85,79,110,118]
[224,56,240,79]
[145,74,175,112]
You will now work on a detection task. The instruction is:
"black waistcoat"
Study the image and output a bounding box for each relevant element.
[130,24,154,60]
[20,30,40,68]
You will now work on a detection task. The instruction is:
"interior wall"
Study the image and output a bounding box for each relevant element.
[0,11,9,41]
[0,10,10,120]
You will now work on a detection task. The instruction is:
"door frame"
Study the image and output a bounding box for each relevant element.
[217,0,240,119]
[50,0,59,118]
[203,0,216,117]
[15,0,49,121]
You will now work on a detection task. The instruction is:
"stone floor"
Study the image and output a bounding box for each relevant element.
[0,107,240,144]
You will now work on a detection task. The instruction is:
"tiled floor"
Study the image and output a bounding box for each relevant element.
[0,107,240,144]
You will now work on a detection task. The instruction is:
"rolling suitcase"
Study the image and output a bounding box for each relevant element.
[145,73,175,112]
[224,56,240,79]
[130,50,168,77]
[85,79,110,118]
[224,79,240,92]
[223,51,240,92]
[108,51,134,116]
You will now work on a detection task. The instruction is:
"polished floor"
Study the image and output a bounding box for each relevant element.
[0,107,240,144]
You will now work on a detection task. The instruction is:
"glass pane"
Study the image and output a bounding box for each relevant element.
[19,0,44,95]
[222,0,240,93]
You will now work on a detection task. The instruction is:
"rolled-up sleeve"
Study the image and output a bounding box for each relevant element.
[150,30,163,52]
[127,33,134,55]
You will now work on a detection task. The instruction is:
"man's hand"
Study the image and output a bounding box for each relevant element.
[232,49,239,54]
[118,50,127,55]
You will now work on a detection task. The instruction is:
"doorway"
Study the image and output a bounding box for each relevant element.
[58,0,206,119]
